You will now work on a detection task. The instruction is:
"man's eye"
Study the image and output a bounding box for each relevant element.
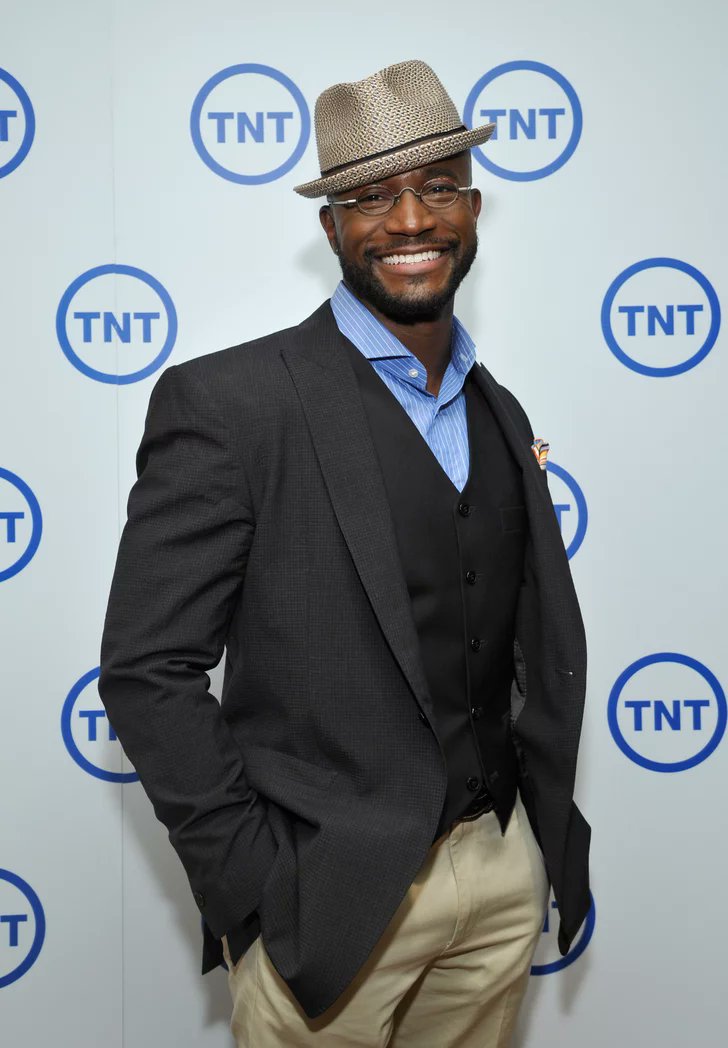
[359,191,388,203]
[426,181,457,194]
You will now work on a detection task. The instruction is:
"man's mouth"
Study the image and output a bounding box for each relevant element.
[379,248,446,267]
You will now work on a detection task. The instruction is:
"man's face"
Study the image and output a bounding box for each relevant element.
[319,152,481,324]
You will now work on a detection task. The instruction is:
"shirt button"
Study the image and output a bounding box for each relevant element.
[466,776,480,791]
[471,706,483,720]
[458,502,471,517]
[470,637,482,651]
[465,570,477,585]
[408,368,419,377]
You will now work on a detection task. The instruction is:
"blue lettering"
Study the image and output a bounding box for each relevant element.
[653,699,680,731]
[618,305,644,336]
[207,111,234,143]
[683,699,711,730]
[103,311,131,344]
[133,311,160,343]
[540,107,566,138]
[479,108,507,140]
[553,503,570,530]
[510,108,537,140]
[625,699,650,731]
[267,111,293,143]
[73,311,101,342]
[647,305,674,336]
[0,110,18,141]
[237,111,265,143]
[0,511,24,542]
[1,913,28,947]
[78,709,116,742]
[676,304,703,335]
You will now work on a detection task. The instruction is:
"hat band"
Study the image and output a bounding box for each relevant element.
[320,124,467,178]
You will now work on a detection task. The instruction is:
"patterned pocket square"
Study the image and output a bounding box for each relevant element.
[530,438,550,470]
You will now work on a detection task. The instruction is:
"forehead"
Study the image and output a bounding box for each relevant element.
[345,152,470,195]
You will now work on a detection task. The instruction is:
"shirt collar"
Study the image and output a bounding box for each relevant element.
[330,280,476,376]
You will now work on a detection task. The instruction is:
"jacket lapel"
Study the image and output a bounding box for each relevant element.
[470,361,568,554]
[280,303,435,721]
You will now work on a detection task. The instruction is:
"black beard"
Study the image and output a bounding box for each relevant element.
[335,234,478,324]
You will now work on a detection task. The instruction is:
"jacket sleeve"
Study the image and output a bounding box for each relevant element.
[98,362,277,940]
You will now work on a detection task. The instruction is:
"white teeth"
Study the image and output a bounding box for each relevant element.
[380,250,443,266]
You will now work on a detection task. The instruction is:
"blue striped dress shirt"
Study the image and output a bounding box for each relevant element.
[330,281,476,493]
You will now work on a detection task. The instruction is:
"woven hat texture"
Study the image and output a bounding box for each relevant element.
[293,59,494,198]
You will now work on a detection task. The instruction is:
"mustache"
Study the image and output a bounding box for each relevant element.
[364,237,459,258]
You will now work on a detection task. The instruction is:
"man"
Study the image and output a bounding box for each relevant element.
[99,59,591,1046]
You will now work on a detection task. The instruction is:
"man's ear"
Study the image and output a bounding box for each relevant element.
[470,188,482,221]
[319,206,339,254]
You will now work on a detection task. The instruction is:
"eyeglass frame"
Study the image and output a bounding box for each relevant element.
[325,178,475,216]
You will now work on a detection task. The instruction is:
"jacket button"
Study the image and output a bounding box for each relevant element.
[458,502,471,517]
[193,891,205,908]
[471,706,483,720]
[466,776,480,791]
[417,710,428,725]
[465,570,477,585]
[470,637,482,651]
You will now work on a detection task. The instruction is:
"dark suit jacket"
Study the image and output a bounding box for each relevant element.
[98,299,591,1019]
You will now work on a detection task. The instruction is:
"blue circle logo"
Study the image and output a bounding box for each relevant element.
[61,668,139,783]
[601,258,720,377]
[531,891,595,975]
[0,69,35,178]
[463,61,582,181]
[0,468,42,582]
[608,653,726,772]
[56,264,177,384]
[0,870,45,988]
[546,462,587,560]
[191,64,310,185]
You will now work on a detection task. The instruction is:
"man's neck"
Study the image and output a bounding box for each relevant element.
[356,292,455,398]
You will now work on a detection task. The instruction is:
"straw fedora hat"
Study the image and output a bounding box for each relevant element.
[293,59,495,199]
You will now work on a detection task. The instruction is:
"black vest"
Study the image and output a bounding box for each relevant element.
[343,340,527,841]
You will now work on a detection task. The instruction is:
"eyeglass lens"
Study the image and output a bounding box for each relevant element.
[356,179,461,215]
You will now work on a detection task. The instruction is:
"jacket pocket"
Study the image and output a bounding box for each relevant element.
[241,744,339,794]
[500,505,528,533]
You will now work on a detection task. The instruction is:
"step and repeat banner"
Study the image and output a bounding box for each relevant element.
[2,2,725,1046]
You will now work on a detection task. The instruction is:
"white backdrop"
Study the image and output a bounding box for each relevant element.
[2,2,726,1045]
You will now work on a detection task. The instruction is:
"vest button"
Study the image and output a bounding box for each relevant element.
[470,637,482,651]
[465,570,477,585]
[471,706,483,720]
[466,776,480,791]
[458,502,471,517]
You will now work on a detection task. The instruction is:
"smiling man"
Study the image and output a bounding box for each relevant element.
[99,60,590,1047]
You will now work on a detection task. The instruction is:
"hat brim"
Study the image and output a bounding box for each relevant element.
[292,123,495,199]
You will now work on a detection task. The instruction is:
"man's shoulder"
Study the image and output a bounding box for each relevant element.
[166,299,333,393]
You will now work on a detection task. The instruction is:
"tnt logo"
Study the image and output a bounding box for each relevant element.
[608,653,726,772]
[0,870,45,988]
[56,264,177,384]
[0,469,42,582]
[61,668,138,783]
[531,890,595,975]
[190,63,310,184]
[546,462,587,560]
[601,258,720,377]
[0,68,35,178]
[463,60,582,181]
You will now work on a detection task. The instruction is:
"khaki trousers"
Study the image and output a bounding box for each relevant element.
[221,791,548,1047]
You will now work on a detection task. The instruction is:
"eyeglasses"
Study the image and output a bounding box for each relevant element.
[327,178,473,216]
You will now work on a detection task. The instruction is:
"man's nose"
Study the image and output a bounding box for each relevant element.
[383,187,436,235]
